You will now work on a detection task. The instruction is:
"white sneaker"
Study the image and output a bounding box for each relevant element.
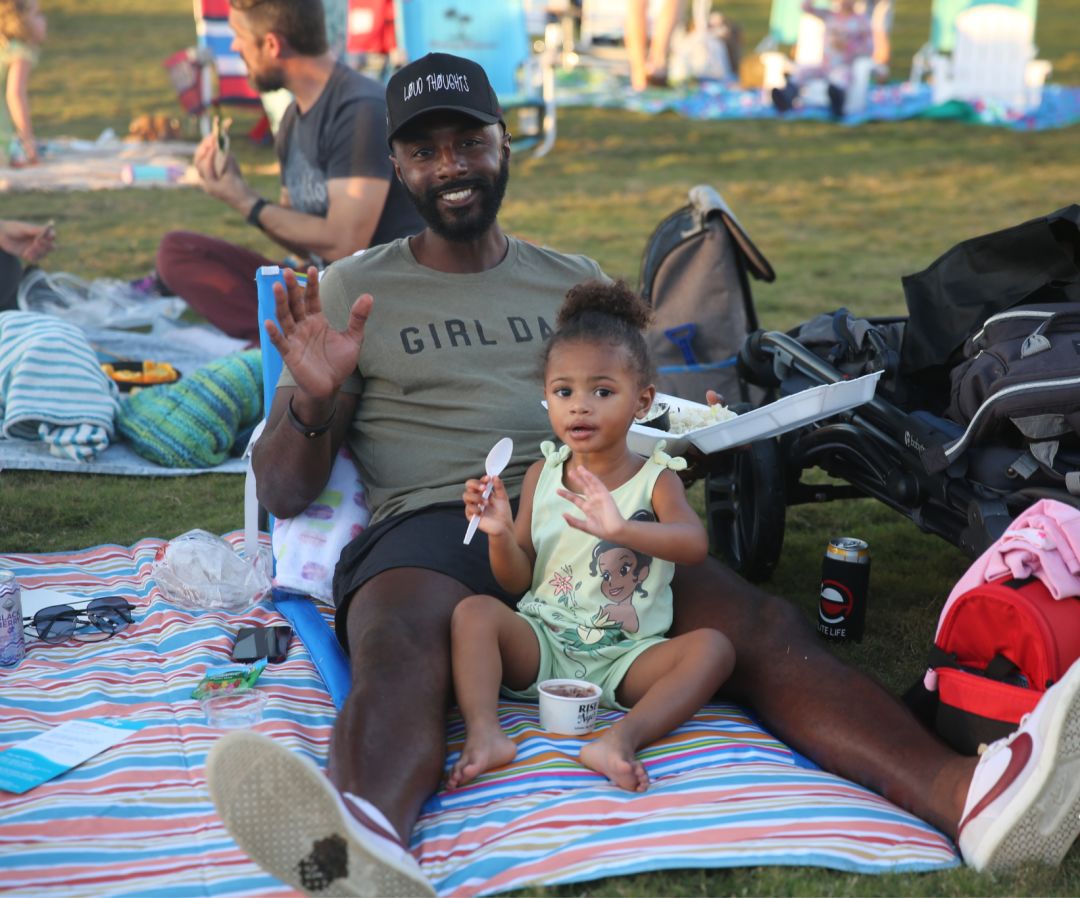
[206,731,435,897]
[957,659,1080,872]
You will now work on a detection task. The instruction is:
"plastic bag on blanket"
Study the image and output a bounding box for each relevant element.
[17,268,186,329]
[153,529,271,612]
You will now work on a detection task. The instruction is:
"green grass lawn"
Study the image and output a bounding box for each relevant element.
[3,1,1080,894]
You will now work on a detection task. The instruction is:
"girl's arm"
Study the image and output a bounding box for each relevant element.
[6,56,37,162]
[560,467,708,565]
[489,461,541,595]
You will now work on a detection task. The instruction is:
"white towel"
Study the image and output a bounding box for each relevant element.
[0,311,120,461]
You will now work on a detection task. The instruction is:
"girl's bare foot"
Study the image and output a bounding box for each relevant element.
[447,727,517,788]
[580,733,649,792]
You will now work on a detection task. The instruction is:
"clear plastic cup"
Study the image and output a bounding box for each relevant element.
[200,689,267,729]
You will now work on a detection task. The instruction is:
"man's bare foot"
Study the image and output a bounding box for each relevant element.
[580,733,649,792]
[447,728,517,788]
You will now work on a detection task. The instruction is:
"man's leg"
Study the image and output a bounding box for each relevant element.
[207,566,465,897]
[155,231,273,342]
[328,567,473,841]
[670,558,973,837]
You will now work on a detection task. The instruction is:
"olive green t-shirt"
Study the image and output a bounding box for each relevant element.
[280,236,605,524]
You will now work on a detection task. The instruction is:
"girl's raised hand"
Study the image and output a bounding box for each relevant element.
[558,466,625,540]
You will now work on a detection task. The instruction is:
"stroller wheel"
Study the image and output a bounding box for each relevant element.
[704,419,786,582]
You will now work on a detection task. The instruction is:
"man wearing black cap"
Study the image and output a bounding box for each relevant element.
[206,51,1080,898]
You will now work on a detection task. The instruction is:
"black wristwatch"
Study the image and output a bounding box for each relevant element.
[247,197,269,229]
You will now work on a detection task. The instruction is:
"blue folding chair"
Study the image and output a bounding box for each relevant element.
[393,0,556,157]
[243,266,352,710]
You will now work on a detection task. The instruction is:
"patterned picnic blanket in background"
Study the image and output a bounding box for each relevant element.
[0,136,198,192]
[0,537,959,898]
[557,69,1080,131]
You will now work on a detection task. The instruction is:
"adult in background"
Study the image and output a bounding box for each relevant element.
[206,52,1080,897]
[153,0,421,344]
[626,0,687,91]
[0,218,53,311]
[0,0,47,167]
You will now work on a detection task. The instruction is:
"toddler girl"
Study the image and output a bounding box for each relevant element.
[450,279,735,793]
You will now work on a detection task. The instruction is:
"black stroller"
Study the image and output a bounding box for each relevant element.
[699,204,1080,581]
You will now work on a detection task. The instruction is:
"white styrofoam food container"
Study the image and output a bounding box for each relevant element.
[627,370,883,456]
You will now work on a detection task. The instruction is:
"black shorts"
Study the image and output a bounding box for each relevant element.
[331,501,519,649]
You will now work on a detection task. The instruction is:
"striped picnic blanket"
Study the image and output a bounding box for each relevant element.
[0,538,959,897]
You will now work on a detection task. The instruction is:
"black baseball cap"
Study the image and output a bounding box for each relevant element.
[385,52,503,144]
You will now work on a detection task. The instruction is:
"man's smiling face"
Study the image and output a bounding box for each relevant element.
[391,113,510,243]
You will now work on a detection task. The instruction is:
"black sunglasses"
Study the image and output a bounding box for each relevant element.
[22,596,135,644]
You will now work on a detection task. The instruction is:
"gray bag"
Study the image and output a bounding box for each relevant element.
[639,185,774,404]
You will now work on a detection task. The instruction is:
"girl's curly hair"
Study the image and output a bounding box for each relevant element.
[542,279,655,386]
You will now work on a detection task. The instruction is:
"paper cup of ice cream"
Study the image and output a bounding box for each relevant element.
[538,678,601,735]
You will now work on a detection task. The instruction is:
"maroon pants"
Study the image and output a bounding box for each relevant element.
[156,231,276,343]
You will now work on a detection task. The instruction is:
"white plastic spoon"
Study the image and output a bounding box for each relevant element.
[463,437,514,545]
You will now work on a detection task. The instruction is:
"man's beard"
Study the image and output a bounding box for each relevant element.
[406,154,510,243]
[251,65,285,94]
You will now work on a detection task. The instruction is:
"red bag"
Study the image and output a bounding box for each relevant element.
[346,0,396,55]
[928,576,1080,754]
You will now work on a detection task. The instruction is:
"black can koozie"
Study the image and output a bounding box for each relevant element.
[817,537,870,642]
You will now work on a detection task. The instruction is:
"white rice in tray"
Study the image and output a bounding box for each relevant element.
[667,403,738,434]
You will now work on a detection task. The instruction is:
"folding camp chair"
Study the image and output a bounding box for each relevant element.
[165,0,282,139]
[928,4,1050,111]
[914,1,1050,111]
[909,0,1043,83]
[242,265,354,709]
[393,0,556,157]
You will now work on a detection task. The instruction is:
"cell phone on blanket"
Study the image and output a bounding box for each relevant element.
[231,625,292,663]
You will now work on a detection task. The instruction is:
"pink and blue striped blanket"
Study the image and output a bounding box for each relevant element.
[0,537,958,896]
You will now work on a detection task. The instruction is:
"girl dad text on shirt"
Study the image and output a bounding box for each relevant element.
[400,315,553,354]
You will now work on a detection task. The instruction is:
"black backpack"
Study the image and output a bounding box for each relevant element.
[639,185,775,404]
[922,302,1080,478]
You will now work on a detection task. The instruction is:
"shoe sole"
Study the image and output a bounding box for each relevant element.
[973,663,1080,872]
[206,731,435,897]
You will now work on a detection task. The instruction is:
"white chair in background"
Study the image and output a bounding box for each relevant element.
[929,4,1051,112]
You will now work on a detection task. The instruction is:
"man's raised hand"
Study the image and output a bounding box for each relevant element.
[264,266,372,401]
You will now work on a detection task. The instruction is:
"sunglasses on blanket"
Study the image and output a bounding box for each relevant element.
[22,596,135,644]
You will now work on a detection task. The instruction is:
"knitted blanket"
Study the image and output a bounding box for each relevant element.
[0,311,120,461]
[117,349,262,468]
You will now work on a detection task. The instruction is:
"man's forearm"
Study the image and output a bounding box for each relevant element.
[252,392,346,519]
[243,198,349,261]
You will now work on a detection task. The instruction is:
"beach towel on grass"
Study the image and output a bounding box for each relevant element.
[0,311,119,461]
[0,535,959,897]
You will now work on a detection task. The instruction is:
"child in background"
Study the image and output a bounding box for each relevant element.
[0,0,47,167]
[772,0,873,118]
[449,280,735,793]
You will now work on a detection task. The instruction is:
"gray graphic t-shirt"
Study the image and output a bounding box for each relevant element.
[275,64,421,263]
